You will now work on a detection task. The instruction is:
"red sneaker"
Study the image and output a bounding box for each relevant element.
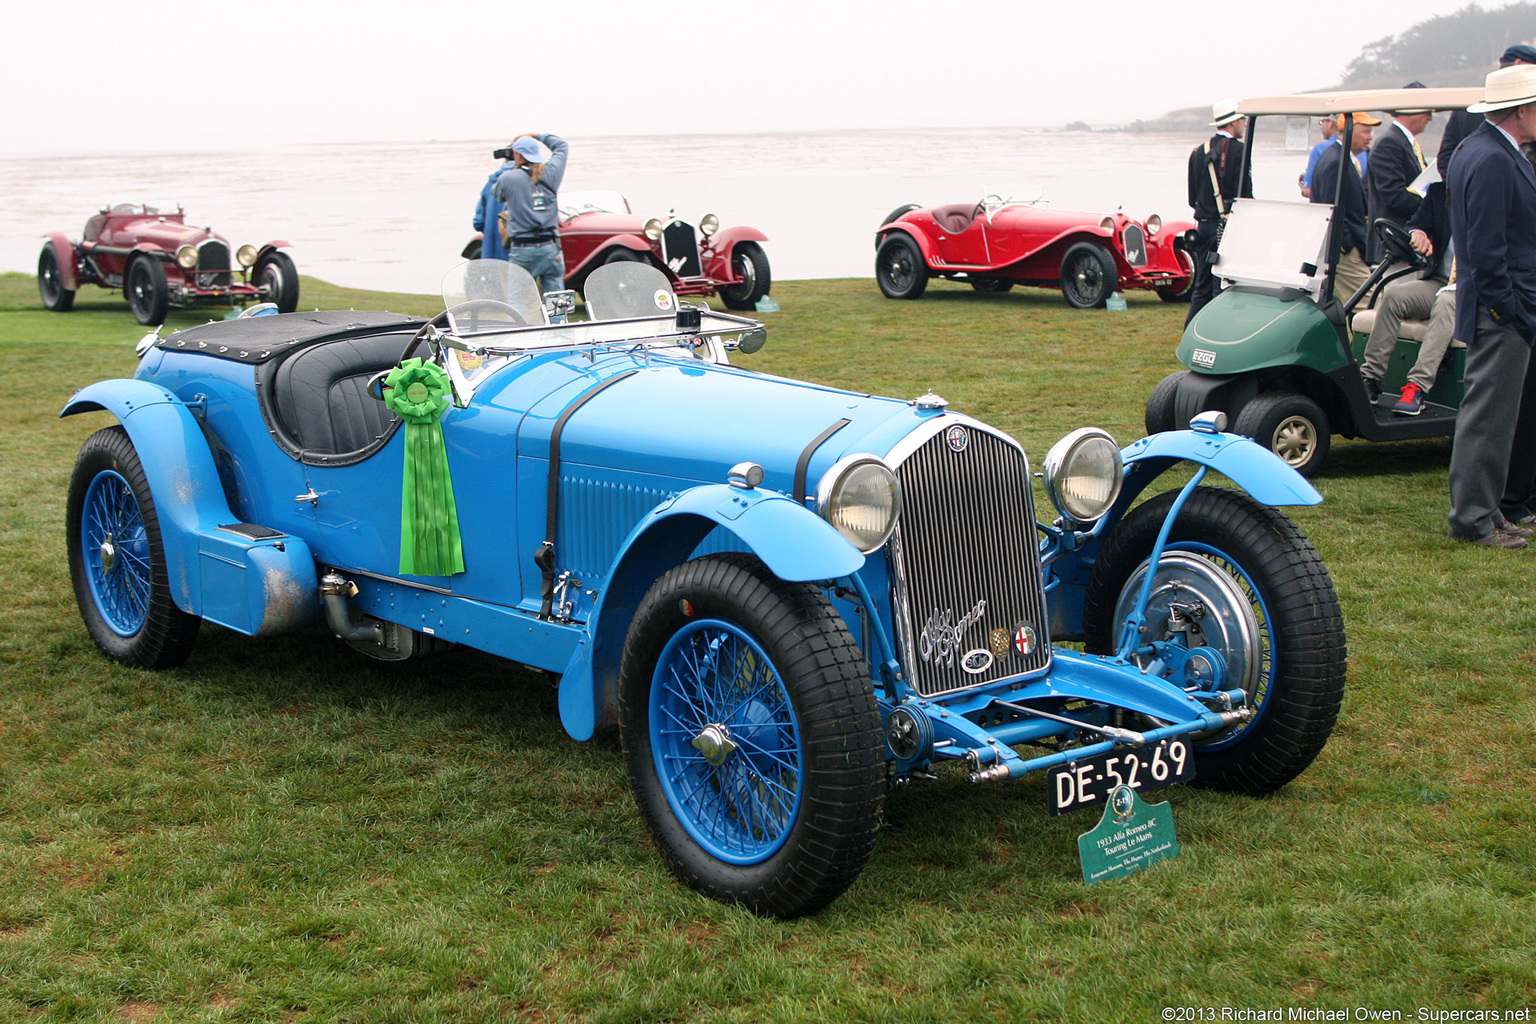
[1393,383,1426,415]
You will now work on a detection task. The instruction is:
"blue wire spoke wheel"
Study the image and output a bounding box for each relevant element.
[80,469,152,636]
[650,618,804,865]
[620,554,883,919]
[66,426,200,668]
[1082,486,1346,796]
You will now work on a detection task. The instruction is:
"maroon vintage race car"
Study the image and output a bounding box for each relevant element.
[463,191,771,310]
[875,193,1195,308]
[38,203,298,325]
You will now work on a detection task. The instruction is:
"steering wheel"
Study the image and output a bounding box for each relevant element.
[395,298,527,367]
[1373,218,1428,270]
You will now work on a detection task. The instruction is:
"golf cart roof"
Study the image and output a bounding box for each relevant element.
[1236,87,1484,117]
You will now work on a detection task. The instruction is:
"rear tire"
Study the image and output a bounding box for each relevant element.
[66,426,201,669]
[126,256,169,325]
[254,250,300,314]
[1059,241,1117,308]
[1233,392,1331,477]
[1082,487,1346,795]
[38,243,76,312]
[618,553,884,918]
[875,234,928,300]
[1145,370,1191,434]
[720,241,770,310]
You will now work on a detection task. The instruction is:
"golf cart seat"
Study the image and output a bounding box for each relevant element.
[1349,309,1466,349]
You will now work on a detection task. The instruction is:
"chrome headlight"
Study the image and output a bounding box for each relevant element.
[1099,216,1115,232]
[643,218,664,241]
[236,244,259,267]
[1042,428,1123,524]
[1145,214,1162,236]
[175,245,199,269]
[816,454,902,553]
[699,213,719,237]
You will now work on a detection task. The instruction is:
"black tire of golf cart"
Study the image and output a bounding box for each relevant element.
[1081,487,1346,796]
[1145,370,1192,435]
[1232,392,1331,478]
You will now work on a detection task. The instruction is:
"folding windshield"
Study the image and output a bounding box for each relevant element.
[1216,200,1334,297]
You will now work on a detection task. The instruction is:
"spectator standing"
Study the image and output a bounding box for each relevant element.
[1438,44,1536,177]
[1300,115,1338,198]
[1185,100,1252,325]
[1365,83,1433,263]
[1445,65,1536,549]
[493,133,570,294]
[473,148,513,261]
[1310,112,1380,304]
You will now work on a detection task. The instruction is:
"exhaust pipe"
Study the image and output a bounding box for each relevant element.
[318,572,383,645]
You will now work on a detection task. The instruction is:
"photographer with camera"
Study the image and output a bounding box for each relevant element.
[491,133,569,294]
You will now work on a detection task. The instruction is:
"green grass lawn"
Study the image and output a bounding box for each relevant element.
[1,271,1532,1022]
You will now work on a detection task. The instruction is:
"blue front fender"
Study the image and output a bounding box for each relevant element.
[1122,429,1322,507]
[61,379,318,635]
[557,483,866,741]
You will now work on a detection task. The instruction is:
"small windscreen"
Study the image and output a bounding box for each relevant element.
[584,261,678,320]
[442,259,547,332]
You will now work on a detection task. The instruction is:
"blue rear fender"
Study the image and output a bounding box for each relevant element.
[61,379,319,636]
[557,482,865,741]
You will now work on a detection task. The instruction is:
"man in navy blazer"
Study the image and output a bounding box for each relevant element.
[1365,85,1433,263]
[1445,64,1536,548]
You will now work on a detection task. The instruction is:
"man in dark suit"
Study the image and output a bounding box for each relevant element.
[1365,84,1432,263]
[1311,112,1380,304]
[1438,44,1536,178]
[1446,64,1536,549]
[1184,99,1252,325]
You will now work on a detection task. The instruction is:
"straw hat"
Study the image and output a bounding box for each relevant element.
[1468,64,1536,112]
[1208,99,1243,127]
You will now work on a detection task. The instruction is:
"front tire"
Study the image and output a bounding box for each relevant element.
[1233,392,1331,478]
[1156,250,1196,302]
[720,241,771,310]
[66,426,201,669]
[38,243,76,312]
[254,250,300,313]
[126,256,169,325]
[1059,241,1118,308]
[875,233,928,300]
[1082,487,1345,795]
[1144,370,1192,434]
[618,554,884,918]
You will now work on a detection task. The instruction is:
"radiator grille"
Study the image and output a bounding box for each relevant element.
[661,221,702,278]
[1121,224,1147,267]
[889,422,1051,696]
[196,240,232,288]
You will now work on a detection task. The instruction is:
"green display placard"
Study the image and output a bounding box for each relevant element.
[1077,784,1179,884]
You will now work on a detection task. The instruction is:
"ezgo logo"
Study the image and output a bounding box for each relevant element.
[1192,348,1217,369]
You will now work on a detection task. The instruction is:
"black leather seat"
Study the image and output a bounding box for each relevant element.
[271,334,406,457]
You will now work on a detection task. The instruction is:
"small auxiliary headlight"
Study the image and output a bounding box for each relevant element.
[1042,427,1123,524]
[699,213,719,237]
[644,218,664,241]
[175,245,199,269]
[816,454,902,554]
[1145,214,1162,236]
[1099,216,1115,232]
[236,244,259,267]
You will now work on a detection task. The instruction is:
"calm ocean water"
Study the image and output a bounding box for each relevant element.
[2,129,1303,296]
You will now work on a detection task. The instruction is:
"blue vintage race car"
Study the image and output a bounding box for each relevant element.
[63,260,1346,917]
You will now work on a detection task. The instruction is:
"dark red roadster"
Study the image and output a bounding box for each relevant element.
[875,194,1195,308]
[464,191,771,310]
[39,203,298,325]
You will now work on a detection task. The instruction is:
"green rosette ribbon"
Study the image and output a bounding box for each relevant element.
[383,358,465,576]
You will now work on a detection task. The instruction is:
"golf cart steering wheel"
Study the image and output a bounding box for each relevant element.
[1373,218,1428,270]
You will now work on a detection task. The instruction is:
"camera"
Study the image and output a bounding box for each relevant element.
[493,147,515,160]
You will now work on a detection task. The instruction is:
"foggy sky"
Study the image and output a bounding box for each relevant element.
[6,0,1471,156]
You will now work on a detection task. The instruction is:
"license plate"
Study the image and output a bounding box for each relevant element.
[1046,738,1194,816]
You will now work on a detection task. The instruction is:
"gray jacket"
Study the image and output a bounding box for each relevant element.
[492,134,569,239]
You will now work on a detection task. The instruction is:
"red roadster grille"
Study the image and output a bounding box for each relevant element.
[196,241,232,289]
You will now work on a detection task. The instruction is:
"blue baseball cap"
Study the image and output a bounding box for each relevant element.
[512,137,544,162]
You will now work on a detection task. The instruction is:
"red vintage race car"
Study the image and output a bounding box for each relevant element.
[875,193,1195,308]
[463,191,771,310]
[38,203,298,325]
